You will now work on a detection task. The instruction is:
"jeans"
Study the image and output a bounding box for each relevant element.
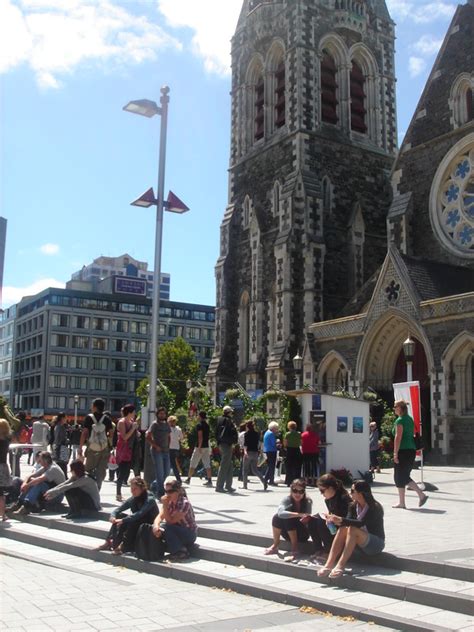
[242,452,265,488]
[21,482,63,509]
[264,451,277,484]
[216,443,234,491]
[169,449,182,483]
[152,450,170,497]
[162,523,197,554]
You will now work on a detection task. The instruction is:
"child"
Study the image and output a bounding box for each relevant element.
[108,450,118,481]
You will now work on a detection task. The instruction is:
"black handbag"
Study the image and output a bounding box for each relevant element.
[135,523,166,562]
[414,433,424,450]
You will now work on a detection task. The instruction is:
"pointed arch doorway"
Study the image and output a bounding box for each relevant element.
[357,315,433,450]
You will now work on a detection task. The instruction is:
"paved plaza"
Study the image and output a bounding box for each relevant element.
[1,461,473,631]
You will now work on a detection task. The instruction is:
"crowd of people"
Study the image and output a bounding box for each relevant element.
[0,397,427,573]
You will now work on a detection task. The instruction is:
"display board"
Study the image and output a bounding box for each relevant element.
[300,393,370,477]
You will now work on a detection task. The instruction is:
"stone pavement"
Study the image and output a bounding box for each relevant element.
[0,549,393,632]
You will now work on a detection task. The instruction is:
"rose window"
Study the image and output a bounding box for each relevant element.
[434,146,474,256]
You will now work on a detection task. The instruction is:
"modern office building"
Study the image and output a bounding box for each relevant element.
[0,217,6,307]
[0,305,16,403]
[12,282,214,417]
[71,254,171,300]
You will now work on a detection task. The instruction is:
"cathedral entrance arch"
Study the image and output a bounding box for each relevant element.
[356,312,433,447]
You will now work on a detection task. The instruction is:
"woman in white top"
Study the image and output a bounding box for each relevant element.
[168,416,183,484]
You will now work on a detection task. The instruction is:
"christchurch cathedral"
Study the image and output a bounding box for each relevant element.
[207,0,474,464]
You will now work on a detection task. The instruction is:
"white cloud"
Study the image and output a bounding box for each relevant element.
[387,0,456,23]
[39,243,60,255]
[0,0,182,88]
[412,34,443,56]
[2,277,65,307]
[158,0,242,76]
[408,56,427,77]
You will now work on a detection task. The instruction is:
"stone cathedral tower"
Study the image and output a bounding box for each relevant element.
[207,0,397,396]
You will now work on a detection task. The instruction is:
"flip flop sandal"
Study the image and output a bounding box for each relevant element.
[317,566,332,577]
[329,568,344,579]
[264,546,278,555]
[284,554,299,563]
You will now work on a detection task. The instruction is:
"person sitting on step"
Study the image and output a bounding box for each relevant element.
[10,451,66,517]
[264,478,314,561]
[317,479,385,579]
[307,473,351,560]
[95,477,158,555]
[151,476,198,561]
[44,459,101,519]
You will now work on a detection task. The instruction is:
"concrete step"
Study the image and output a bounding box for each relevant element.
[1,518,472,631]
[15,512,474,618]
[34,508,474,582]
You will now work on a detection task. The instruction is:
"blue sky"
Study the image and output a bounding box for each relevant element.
[1,0,460,308]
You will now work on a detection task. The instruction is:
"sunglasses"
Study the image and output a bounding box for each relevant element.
[164,488,177,494]
[291,488,305,494]
[350,489,356,493]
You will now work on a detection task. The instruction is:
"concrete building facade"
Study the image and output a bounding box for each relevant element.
[0,305,16,403]
[71,254,171,300]
[12,286,214,417]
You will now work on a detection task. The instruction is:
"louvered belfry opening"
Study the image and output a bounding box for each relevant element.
[275,61,286,128]
[321,52,338,124]
[350,61,367,133]
[254,75,265,140]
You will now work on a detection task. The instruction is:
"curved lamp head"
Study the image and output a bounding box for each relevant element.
[123,99,161,118]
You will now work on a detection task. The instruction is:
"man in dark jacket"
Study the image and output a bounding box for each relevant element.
[215,406,238,493]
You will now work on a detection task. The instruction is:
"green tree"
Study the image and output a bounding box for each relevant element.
[157,337,200,406]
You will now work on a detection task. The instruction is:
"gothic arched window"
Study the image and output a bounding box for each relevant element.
[467,88,473,122]
[450,74,474,128]
[273,181,281,217]
[322,176,332,214]
[254,74,265,141]
[238,292,250,370]
[350,60,367,133]
[275,60,286,128]
[321,52,339,125]
[243,196,251,228]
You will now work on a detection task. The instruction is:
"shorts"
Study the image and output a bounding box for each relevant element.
[189,447,211,470]
[359,532,385,556]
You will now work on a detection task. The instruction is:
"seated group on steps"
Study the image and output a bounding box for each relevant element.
[264,475,385,579]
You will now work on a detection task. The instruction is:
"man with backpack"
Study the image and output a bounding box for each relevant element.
[79,398,113,490]
[215,405,238,493]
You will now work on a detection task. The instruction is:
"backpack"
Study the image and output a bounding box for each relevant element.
[217,417,238,445]
[88,414,109,451]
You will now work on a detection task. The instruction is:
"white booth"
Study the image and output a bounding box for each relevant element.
[297,392,370,477]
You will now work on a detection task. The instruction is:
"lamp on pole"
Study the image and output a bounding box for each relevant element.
[74,394,79,426]
[293,352,303,391]
[124,87,189,484]
[124,87,170,429]
[403,336,415,382]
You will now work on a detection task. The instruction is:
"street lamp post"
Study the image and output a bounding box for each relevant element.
[403,336,415,382]
[74,394,79,426]
[124,87,189,485]
[124,87,170,425]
